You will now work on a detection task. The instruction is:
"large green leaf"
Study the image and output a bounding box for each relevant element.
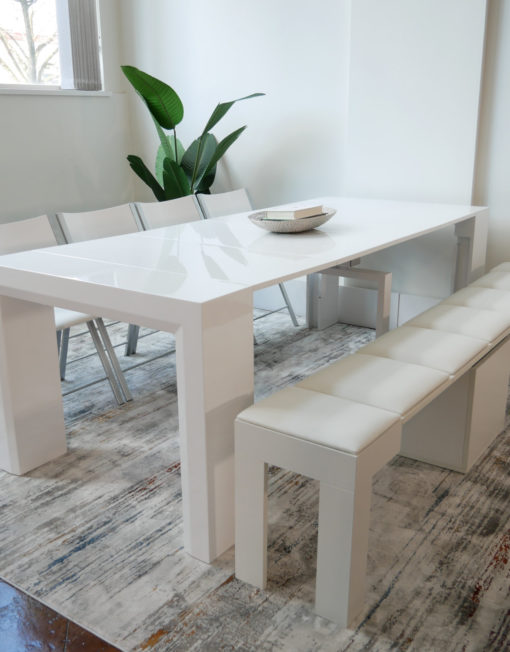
[203,126,247,177]
[181,133,217,190]
[201,93,264,135]
[122,65,184,129]
[162,158,192,199]
[196,164,217,193]
[153,119,173,160]
[127,155,166,201]
[156,137,185,185]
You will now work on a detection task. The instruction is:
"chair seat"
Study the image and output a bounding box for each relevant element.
[406,303,510,343]
[357,326,487,376]
[297,353,449,417]
[54,307,94,330]
[237,386,399,454]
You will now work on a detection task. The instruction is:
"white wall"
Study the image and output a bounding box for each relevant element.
[344,0,487,204]
[119,0,351,209]
[342,0,487,300]
[473,0,510,271]
[0,0,134,223]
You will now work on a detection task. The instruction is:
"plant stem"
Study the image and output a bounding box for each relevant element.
[190,135,205,191]
[173,129,178,162]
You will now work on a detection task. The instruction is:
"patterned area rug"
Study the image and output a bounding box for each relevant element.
[0,313,509,651]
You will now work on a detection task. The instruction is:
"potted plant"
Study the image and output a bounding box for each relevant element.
[121,65,263,201]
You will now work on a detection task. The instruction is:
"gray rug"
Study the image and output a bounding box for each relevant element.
[0,312,509,651]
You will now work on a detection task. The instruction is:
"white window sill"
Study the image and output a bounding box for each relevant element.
[0,87,112,97]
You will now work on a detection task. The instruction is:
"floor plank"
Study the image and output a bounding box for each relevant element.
[0,579,121,651]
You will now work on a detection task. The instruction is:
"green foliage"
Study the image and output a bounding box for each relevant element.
[155,136,185,185]
[121,66,184,130]
[127,155,166,201]
[121,65,264,201]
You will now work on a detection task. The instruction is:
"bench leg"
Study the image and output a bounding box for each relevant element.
[235,445,373,626]
[234,419,400,625]
[401,337,510,472]
[319,265,392,336]
[315,475,371,626]
[375,271,392,337]
[235,451,268,588]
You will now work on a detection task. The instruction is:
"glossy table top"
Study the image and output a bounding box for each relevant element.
[0,197,485,324]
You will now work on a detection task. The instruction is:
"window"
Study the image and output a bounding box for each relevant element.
[0,0,102,91]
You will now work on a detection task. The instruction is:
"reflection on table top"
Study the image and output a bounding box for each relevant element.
[0,197,485,309]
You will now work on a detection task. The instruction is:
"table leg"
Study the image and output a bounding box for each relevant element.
[0,296,66,475]
[175,293,254,563]
[306,272,339,329]
[454,211,489,290]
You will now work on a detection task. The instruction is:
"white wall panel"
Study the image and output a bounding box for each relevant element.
[0,0,133,223]
[0,92,133,221]
[473,0,510,270]
[342,0,487,299]
[344,0,487,204]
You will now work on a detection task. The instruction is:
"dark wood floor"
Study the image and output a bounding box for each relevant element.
[0,578,121,651]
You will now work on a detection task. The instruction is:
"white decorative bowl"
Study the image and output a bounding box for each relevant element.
[248,208,336,233]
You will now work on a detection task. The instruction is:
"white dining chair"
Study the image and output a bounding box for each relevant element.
[135,195,203,230]
[196,188,252,221]
[0,215,131,405]
[124,195,205,356]
[56,203,142,242]
[196,189,299,326]
[56,203,144,379]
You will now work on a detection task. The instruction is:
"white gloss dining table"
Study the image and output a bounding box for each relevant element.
[0,196,488,563]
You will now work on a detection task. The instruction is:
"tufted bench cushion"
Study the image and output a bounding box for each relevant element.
[236,386,399,454]
[405,303,510,343]
[356,326,487,376]
[297,353,448,418]
[471,271,510,291]
[443,286,510,316]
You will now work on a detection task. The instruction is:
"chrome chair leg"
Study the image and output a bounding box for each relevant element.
[86,320,126,405]
[278,283,299,326]
[125,324,140,356]
[96,318,133,402]
[58,328,71,380]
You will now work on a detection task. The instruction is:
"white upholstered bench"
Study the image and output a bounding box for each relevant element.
[234,263,510,626]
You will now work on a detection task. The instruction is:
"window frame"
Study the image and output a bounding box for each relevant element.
[0,0,103,93]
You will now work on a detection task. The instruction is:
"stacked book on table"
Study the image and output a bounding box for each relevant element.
[258,205,325,221]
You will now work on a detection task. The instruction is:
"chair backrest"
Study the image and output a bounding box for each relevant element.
[135,195,203,230]
[56,203,142,243]
[196,188,252,219]
[0,215,58,254]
